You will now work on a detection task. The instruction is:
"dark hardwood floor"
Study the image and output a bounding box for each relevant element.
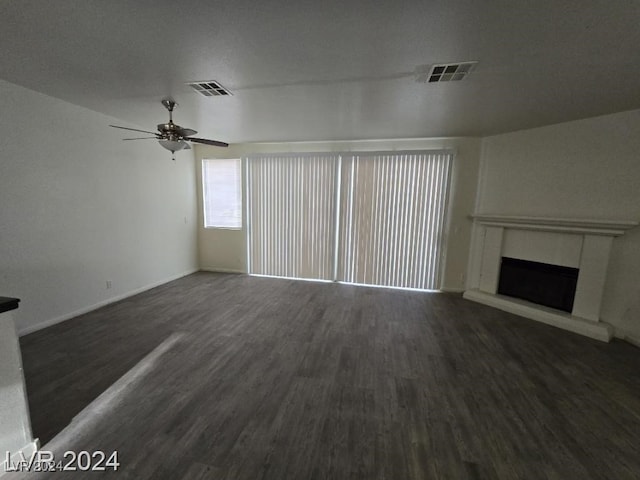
[14,272,640,479]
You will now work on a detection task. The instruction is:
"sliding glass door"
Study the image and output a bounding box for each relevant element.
[246,151,452,290]
[246,153,339,280]
[337,152,451,290]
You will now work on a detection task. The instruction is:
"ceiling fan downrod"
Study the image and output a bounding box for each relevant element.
[161,98,176,123]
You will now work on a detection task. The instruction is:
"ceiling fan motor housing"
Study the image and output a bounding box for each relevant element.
[158,122,181,138]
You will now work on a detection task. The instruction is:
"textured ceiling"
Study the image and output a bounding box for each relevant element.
[1,0,639,143]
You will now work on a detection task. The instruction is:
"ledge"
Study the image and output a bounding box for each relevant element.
[470,214,638,236]
[463,289,613,342]
[0,296,20,314]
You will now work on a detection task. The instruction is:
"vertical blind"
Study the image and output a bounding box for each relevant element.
[246,154,339,280]
[337,152,451,290]
[246,151,451,290]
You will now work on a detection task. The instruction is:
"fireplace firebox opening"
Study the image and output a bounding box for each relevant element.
[497,257,579,313]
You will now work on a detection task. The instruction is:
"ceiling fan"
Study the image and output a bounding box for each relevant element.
[109,98,228,159]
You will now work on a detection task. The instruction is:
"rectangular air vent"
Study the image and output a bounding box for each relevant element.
[415,62,477,83]
[187,80,232,97]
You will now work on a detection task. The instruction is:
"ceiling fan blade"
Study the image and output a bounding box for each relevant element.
[187,137,229,147]
[109,124,159,135]
[177,127,197,137]
[183,143,192,150]
[122,137,159,140]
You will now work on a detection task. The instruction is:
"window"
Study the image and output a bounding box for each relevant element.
[202,158,242,229]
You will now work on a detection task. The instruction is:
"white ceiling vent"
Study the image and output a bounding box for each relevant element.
[415,62,477,83]
[187,80,232,97]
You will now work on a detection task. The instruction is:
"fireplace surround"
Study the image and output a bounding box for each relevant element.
[464,215,638,341]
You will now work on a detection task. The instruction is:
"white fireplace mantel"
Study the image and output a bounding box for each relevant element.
[471,214,638,236]
[464,214,638,342]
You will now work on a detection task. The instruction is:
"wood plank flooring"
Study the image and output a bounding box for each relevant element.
[13,272,640,479]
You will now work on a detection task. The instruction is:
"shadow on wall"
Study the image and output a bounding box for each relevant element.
[603,227,640,342]
[618,293,640,344]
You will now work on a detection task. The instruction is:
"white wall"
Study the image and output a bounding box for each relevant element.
[476,109,640,343]
[195,138,482,291]
[0,310,36,462]
[0,80,198,335]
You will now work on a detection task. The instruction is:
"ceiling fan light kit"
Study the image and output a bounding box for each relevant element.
[158,139,190,152]
[110,98,228,160]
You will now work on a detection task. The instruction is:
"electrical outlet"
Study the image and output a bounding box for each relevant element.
[106,280,112,289]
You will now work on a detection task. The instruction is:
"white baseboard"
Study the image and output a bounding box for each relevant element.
[463,289,613,342]
[613,327,640,349]
[18,269,199,337]
[200,267,245,274]
[624,334,640,349]
[440,287,464,293]
[1,439,39,477]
